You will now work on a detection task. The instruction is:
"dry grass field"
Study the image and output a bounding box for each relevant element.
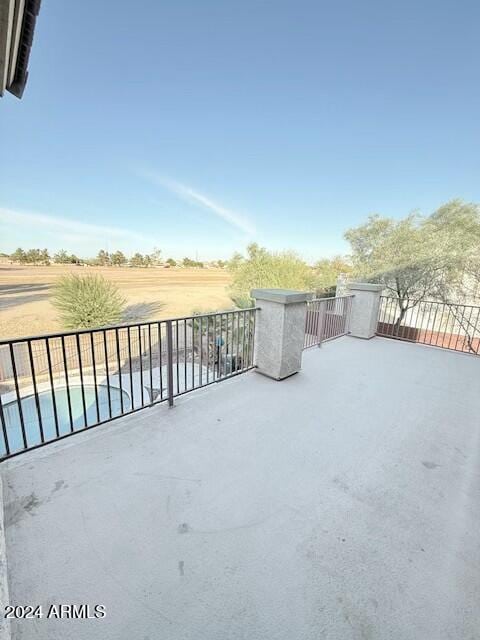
[0,263,232,339]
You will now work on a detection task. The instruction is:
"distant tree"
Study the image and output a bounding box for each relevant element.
[10,248,27,263]
[130,253,145,267]
[228,243,314,308]
[150,247,162,265]
[166,258,177,267]
[21,248,50,265]
[227,252,245,272]
[216,260,226,268]
[40,248,51,265]
[182,257,204,268]
[52,274,126,329]
[96,249,110,266]
[143,254,153,268]
[111,251,127,267]
[25,249,39,263]
[54,249,70,264]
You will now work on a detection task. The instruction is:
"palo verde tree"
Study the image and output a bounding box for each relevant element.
[52,274,126,329]
[345,199,480,329]
[345,214,440,327]
[424,200,480,303]
[228,243,314,308]
[424,200,480,352]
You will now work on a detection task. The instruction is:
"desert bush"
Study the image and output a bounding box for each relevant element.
[228,243,314,306]
[52,274,126,329]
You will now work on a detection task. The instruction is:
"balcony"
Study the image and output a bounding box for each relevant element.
[2,334,479,640]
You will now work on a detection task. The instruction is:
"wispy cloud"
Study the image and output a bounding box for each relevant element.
[0,207,152,245]
[139,171,256,236]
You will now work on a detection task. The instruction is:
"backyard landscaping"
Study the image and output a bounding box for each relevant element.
[0,264,232,339]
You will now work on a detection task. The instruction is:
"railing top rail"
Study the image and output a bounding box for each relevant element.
[380,296,480,310]
[308,294,355,303]
[0,307,260,346]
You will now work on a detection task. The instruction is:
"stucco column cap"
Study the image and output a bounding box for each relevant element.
[251,289,310,304]
[346,282,384,292]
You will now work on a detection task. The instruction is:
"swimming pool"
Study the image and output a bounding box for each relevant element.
[1,384,130,455]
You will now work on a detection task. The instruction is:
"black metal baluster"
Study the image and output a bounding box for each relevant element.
[206,316,210,384]
[225,312,229,375]
[158,322,164,400]
[9,343,27,449]
[127,326,134,410]
[199,317,203,386]
[242,311,248,371]
[252,308,257,363]
[184,319,187,391]
[248,309,254,366]
[429,302,438,346]
[447,305,457,350]
[0,393,9,457]
[192,317,195,388]
[148,324,153,403]
[27,339,44,443]
[75,334,88,427]
[138,326,144,406]
[219,314,224,377]
[44,338,60,438]
[176,320,180,394]
[230,312,235,372]
[61,336,74,432]
[213,314,217,380]
[115,328,124,415]
[236,311,241,367]
[166,320,174,407]
[471,308,480,354]
[463,306,475,353]
[103,330,112,419]
[89,332,101,423]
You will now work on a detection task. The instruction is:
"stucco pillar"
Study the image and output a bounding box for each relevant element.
[346,282,384,339]
[251,289,309,380]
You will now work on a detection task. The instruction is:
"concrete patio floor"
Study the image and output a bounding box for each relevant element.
[2,337,480,640]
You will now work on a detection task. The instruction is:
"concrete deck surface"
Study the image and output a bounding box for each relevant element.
[2,337,480,640]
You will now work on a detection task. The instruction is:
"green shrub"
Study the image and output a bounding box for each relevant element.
[228,243,315,306]
[52,274,126,329]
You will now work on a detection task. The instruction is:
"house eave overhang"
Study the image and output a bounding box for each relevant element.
[0,0,41,99]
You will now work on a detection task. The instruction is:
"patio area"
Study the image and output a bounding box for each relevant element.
[2,336,480,639]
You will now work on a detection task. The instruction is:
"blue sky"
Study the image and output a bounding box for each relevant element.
[1,0,479,262]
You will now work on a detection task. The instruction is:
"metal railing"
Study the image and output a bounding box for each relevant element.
[304,295,354,349]
[377,296,480,355]
[0,308,257,459]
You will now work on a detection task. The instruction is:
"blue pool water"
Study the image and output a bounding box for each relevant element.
[1,385,130,455]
